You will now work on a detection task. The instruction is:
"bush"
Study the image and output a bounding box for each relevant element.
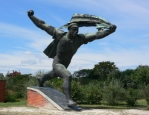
[102,79,126,105]
[130,65,149,87]
[5,75,38,101]
[0,74,4,80]
[146,98,149,106]
[84,81,102,104]
[71,80,85,103]
[5,90,18,102]
[23,77,38,98]
[125,88,138,106]
[140,84,149,105]
[44,78,63,92]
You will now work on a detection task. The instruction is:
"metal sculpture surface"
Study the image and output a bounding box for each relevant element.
[28,10,116,107]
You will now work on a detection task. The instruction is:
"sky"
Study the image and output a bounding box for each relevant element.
[0,0,149,76]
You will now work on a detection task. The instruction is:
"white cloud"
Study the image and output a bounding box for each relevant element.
[37,0,149,30]
[0,51,53,75]
[21,59,37,65]
[0,22,53,50]
[1,43,149,76]
[71,47,149,70]
[39,0,149,16]
[24,51,32,55]
[102,0,149,29]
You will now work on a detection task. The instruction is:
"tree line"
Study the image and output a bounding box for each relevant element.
[1,61,149,106]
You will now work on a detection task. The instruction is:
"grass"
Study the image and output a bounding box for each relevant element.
[136,99,147,106]
[0,100,26,107]
[0,99,148,110]
[80,99,149,110]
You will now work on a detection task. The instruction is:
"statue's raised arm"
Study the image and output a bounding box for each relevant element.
[27,10,55,36]
[60,13,117,43]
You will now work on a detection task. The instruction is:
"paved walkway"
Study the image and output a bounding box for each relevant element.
[0,107,149,115]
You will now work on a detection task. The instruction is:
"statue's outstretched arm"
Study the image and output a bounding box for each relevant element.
[27,10,55,36]
[84,25,117,42]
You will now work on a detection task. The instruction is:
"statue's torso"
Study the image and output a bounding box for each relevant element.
[54,34,82,67]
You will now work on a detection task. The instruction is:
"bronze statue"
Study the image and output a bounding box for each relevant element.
[27,10,116,107]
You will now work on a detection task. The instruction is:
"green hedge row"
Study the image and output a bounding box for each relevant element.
[3,75,149,106]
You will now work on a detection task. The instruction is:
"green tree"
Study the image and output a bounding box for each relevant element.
[120,69,135,89]
[5,71,10,78]
[85,81,102,104]
[72,69,94,85]
[125,88,138,106]
[93,61,119,80]
[72,69,93,78]
[0,73,4,80]
[35,70,45,78]
[5,74,36,101]
[107,70,121,80]
[140,84,149,105]
[71,80,85,103]
[102,78,126,105]
[130,65,149,87]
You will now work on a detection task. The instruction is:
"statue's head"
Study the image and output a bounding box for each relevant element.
[68,23,78,37]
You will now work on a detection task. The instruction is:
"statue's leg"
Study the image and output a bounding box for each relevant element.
[53,63,77,106]
[38,70,57,87]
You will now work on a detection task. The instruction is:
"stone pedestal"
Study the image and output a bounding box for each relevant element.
[27,86,71,110]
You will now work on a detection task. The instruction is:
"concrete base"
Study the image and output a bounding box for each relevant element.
[27,86,71,110]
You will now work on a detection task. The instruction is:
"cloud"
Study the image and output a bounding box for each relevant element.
[0,22,53,50]
[71,47,149,70]
[37,0,149,30]
[106,0,149,16]
[0,42,149,76]
[32,0,103,15]
[21,59,37,65]
[24,51,32,55]
[39,0,149,16]
[101,0,149,29]
[1,22,148,74]
[0,51,53,75]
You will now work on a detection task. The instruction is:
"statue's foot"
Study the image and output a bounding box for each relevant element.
[37,77,44,87]
[67,100,77,107]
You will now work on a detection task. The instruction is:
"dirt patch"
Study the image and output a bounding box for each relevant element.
[0,107,149,115]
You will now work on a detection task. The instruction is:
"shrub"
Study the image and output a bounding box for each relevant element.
[71,80,85,103]
[0,74,4,80]
[146,98,149,106]
[102,79,126,105]
[140,84,149,105]
[23,77,38,98]
[130,65,149,88]
[5,75,38,101]
[5,90,18,102]
[84,81,102,104]
[44,78,63,92]
[125,88,138,106]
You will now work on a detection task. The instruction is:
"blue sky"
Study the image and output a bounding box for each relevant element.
[1,0,149,75]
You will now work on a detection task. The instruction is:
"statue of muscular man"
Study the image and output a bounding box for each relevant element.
[27,10,116,107]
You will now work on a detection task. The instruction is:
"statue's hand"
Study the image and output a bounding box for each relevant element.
[28,10,34,17]
[110,24,117,32]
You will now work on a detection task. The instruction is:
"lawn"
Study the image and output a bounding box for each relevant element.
[80,99,148,110]
[0,99,148,110]
[0,100,26,107]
